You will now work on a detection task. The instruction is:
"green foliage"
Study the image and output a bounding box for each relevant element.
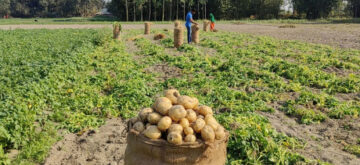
[292,0,340,19]
[1,0,104,17]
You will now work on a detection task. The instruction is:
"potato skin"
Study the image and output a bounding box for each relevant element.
[192,118,206,133]
[201,125,215,142]
[184,134,196,142]
[143,125,162,139]
[168,105,187,122]
[179,118,190,128]
[164,89,180,104]
[168,124,183,133]
[147,112,162,124]
[215,126,226,140]
[186,109,197,122]
[139,108,153,122]
[157,116,172,131]
[167,132,183,145]
[133,121,145,132]
[153,97,173,115]
[205,115,219,130]
[198,106,213,116]
[177,96,197,109]
[184,127,194,135]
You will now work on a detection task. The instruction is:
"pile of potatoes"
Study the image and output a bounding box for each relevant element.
[130,89,226,145]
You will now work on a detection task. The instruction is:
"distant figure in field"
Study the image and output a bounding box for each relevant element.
[185,9,198,43]
[210,13,215,32]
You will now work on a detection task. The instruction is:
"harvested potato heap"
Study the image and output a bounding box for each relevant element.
[131,89,226,145]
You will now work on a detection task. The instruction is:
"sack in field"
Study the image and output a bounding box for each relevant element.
[174,27,184,48]
[192,24,200,44]
[145,22,152,35]
[203,20,210,32]
[124,125,228,165]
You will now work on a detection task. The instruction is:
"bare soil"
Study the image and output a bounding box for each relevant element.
[44,118,127,165]
[1,23,360,49]
[259,110,360,165]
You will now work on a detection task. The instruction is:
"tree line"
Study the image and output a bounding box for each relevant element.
[0,0,104,18]
[0,0,359,20]
[108,0,360,21]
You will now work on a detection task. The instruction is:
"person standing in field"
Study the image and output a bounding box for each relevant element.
[185,9,198,43]
[210,13,215,31]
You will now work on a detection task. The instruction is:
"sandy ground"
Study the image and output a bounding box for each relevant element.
[1,23,360,49]
[44,118,127,165]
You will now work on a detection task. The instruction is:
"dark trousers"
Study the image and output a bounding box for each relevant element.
[186,25,191,43]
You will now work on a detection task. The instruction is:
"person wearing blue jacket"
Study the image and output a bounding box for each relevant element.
[185,9,198,43]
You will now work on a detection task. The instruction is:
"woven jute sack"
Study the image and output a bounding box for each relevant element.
[174,27,184,48]
[124,123,229,165]
[203,20,210,32]
[192,24,200,44]
[145,22,151,34]
[174,20,181,28]
[113,25,121,40]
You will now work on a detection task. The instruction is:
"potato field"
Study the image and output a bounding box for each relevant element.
[0,25,360,165]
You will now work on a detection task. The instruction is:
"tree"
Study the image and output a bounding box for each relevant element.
[0,0,11,16]
[162,0,165,21]
[125,0,129,21]
[348,0,360,17]
[292,0,339,19]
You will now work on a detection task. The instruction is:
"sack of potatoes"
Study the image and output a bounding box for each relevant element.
[125,89,228,165]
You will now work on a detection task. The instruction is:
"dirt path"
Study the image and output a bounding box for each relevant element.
[258,110,360,165]
[1,23,360,49]
[44,118,127,165]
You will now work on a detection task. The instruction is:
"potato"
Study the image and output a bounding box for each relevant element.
[153,97,172,115]
[157,116,172,131]
[186,109,197,122]
[143,125,162,139]
[133,121,145,132]
[167,132,183,145]
[198,106,213,116]
[177,96,198,109]
[164,89,180,104]
[183,127,194,135]
[147,112,162,124]
[205,115,219,130]
[146,123,151,129]
[168,124,183,133]
[215,126,226,140]
[192,118,206,133]
[179,118,190,128]
[197,115,204,119]
[139,108,153,122]
[168,105,187,122]
[201,125,215,142]
[130,117,139,124]
[184,134,196,142]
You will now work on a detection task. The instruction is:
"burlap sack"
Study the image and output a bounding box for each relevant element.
[174,27,184,48]
[203,20,210,32]
[145,22,151,35]
[113,24,121,40]
[174,20,181,28]
[192,24,200,44]
[124,127,228,165]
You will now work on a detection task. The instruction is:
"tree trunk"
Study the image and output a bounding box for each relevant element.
[133,0,136,21]
[125,0,129,21]
[197,0,199,19]
[204,2,206,19]
[183,1,186,20]
[162,0,165,21]
[148,0,151,21]
[170,0,173,20]
[154,0,157,21]
[141,5,143,21]
[176,0,179,19]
